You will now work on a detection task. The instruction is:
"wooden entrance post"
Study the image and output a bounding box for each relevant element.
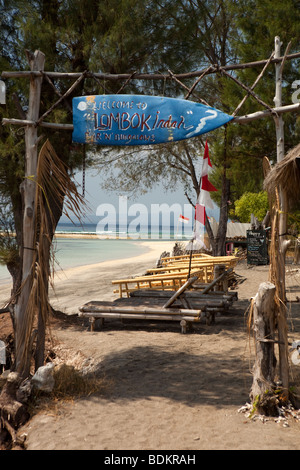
[14,50,45,377]
[250,282,278,415]
[273,37,290,398]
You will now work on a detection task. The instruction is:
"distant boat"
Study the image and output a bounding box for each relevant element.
[72,94,233,146]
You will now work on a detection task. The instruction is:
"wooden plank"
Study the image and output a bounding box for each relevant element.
[163,276,198,308]
[162,261,236,269]
[129,289,238,301]
[79,311,201,323]
[79,305,201,316]
[198,268,233,295]
[161,253,212,262]
[162,257,236,265]
[112,270,204,284]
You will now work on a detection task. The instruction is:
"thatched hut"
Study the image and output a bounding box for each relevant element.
[264,142,300,209]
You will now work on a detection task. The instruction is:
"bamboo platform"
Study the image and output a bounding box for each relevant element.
[79,301,202,334]
[79,268,237,333]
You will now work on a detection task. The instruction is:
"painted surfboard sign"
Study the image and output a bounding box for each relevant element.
[72,94,233,146]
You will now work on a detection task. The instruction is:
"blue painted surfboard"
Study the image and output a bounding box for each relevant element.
[72,94,233,146]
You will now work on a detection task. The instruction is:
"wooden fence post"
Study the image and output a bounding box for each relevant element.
[273,36,290,398]
[14,50,45,377]
[250,281,278,415]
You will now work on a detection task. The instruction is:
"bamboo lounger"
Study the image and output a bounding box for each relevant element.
[79,307,202,334]
[160,253,237,265]
[112,256,237,298]
[146,259,236,276]
[160,253,213,264]
[112,268,213,298]
[79,269,234,333]
[160,258,237,269]
[79,276,201,333]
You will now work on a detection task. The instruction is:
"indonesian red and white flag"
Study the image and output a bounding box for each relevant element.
[178,214,189,224]
[194,141,217,242]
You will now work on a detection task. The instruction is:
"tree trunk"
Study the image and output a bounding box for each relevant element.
[205,217,217,255]
[250,281,278,416]
[215,175,230,256]
[14,50,45,378]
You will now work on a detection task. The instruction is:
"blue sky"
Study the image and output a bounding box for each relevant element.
[75,168,189,213]
[60,167,221,225]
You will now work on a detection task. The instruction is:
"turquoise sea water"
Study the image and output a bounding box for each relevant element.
[53,237,152,270]
[0,222,187,284]
[57,221,192,240]
[0,238,154,284]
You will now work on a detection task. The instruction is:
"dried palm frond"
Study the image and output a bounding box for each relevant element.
[264,143,300,209]
[17,139,86,374]
[262,155,272,178]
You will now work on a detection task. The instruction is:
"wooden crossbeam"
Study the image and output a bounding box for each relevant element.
[36,72,86,126]
[233,51,275,116]
[2,103,300,131]
[163,276,198,308]
[3,51,300,81]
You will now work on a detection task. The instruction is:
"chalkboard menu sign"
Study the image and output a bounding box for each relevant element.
[247,229,269,265]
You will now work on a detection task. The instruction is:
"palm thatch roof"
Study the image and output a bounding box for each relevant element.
[264,142,300,208]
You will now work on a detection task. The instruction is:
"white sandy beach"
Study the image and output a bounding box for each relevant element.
[1,240,300,450]
[49,240,174,314]
[0,240,173,313]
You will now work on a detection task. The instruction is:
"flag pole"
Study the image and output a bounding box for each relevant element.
[188,204,198,279]
[188,236,194,279]
[188,151,203,279]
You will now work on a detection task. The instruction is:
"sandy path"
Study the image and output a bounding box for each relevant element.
[1,243,300,450]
